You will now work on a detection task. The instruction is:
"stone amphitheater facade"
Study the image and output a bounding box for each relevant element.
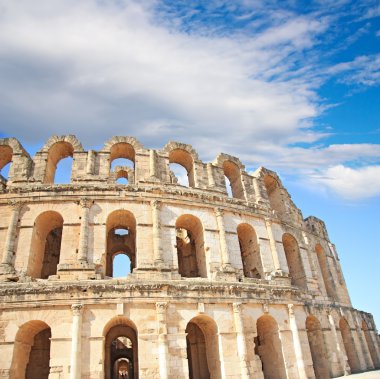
[0,135,379,379]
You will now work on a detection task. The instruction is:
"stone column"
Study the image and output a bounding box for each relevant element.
[78,199,92,262]
[152,200,164,265]
[265,218,281,271]
[328,311,349,375]
[156,302,169,379]
[70,304,83,379]
[150,150,157,178]
[253,178,264,203]
[288,304,308,379]
[1,200,23,268]
[86,150,96,174]
[207,163,215,187]
[232,303,250,379]
[215,208,232,270]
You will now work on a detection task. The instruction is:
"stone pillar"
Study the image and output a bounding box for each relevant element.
[288,304,308,379]
[232,303,250,379]
[150,150,157,178]
[328,311,349,375]
[253,178,264,203]
[156,302,169,379]
[207,163,215,187]
[265,218,281,271]
[78,199,92,262]
[1,200,23,271]
[215,208,232,270]
[70,304,83,379]
[86,150,96,174]
[152,200,164,265]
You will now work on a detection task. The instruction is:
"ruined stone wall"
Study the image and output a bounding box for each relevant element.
[0,135,378,379]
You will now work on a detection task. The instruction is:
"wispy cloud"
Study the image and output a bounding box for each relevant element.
[309,165,380,200]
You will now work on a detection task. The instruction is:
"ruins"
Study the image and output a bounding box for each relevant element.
[0,134,379,379]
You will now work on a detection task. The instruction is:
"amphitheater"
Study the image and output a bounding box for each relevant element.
[0,135,379,379]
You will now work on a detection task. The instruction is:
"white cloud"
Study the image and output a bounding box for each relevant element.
[309,165,380,200]
[0,0,379,201]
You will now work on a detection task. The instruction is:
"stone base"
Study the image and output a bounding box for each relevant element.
[0,263,19,282]
[56,262,98,280]
[213,265,239,281]
[130,268,181,281]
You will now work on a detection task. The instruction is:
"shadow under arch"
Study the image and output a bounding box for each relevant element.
[28,210,64,279]
[0,144,13,180]
[10,320,51,379]
[44,141,74,184]
[175,214,207,278]
[186,314,222,379]
[306,315,330,379]
[237,223,263,279]
[339,317,361,373]
[256,314,287,379]
[103,316,139,379]
[106,210,136,277]
[282,233,307,289]
[169,148,195,187]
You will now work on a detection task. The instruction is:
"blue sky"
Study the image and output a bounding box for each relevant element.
[0,0,379,325]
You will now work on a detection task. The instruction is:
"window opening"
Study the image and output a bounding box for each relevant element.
[54,156,73,184]
[169,163,189,186]
[113,253,131,278]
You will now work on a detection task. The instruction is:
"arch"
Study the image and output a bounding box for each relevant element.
[237,223,263,279]
[28,211,64,279]
[282,233,307,289]
[223,160,244,199]
[306,315,330,379]
[175,214,207,278]
[256,315,287,379]
[104,317,138,379]
[0,144,13,179]
[186,315,221,379]
[169,149,195,187]
[339,317,361,373]
[116,169,129,185]
[10,320,51,379]
[263,174,286,215]
[44,141,74,183]
[110,143,135,169]
[362,320,379,368]
[315,244,335,298]
[106,210,136,277]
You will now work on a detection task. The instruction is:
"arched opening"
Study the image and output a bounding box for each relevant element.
[237,223,263,279]
[28,211,63,279]
[263,175,286,215]
[169,163,189,186]
[113,253,132,278]
[106,211,136,278]
[282,233,307,289]
[256,315,287,379]
[186,315,221,379]
[44,141,74,184]
[362,320,379,368]
[339,318,361,373]
[110,143,135,170]
[104,317,138,379]
[176,214,207,278]
[0,145,13,180]
[223,161,244,199]
[10,320,51,379]
[169,149,195,187]
[315,244,335,298]
[116,170,129,185]
[306,315,330,379]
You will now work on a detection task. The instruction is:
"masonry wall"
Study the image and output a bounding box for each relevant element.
[0,135,379,379]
